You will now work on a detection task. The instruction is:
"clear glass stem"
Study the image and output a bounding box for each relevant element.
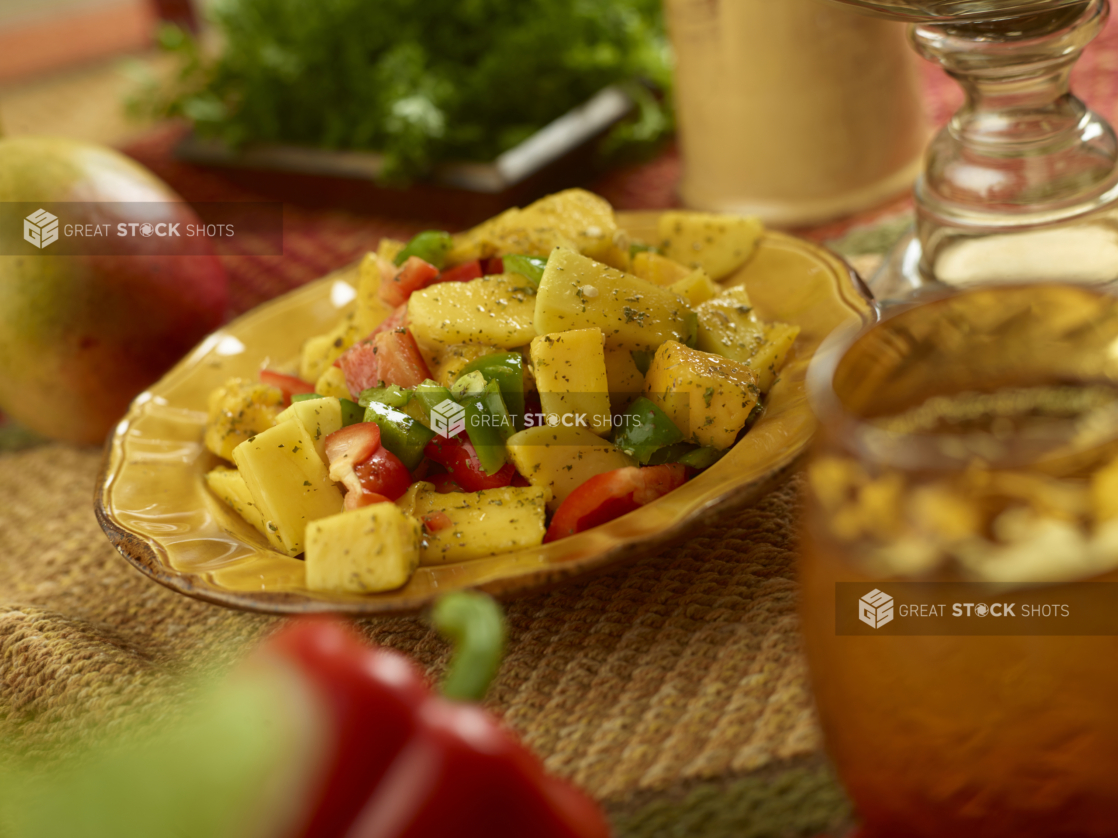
[909,0,1118,285]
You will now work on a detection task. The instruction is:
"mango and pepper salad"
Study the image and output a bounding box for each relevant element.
[201,190,799,594]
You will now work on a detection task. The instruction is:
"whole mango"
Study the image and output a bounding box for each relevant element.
[0,137,228,444]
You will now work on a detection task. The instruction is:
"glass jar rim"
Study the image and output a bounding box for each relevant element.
[805,282,1118,472]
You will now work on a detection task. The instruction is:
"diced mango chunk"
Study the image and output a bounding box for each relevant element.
[232,421,344,556]
[644,341,760,450]
[530,328,612,437]
[506,425,634,511]
[275,396,344,463]
[534,247,694,351]
[631,251,693,287]
[407,274,537,351]
[305,502,420,593]
[668,269,721,307]
[695,285,799,392]
[204,378,284,461]
[603,347,645,413]
[658,211,763,280]
[432,343,502,388]
[204,466,271,541]
[446,189,620,264]
[397,483,550,565]
[315,366,351,399]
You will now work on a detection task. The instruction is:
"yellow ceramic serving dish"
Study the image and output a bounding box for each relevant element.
[95,213,874,614]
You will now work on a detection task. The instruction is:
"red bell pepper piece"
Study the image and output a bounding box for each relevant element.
[337,342,380,399]
[424,435,517,492]
[482,256,504,275]
[354,446,412,501]
[372,328,431,390]
[545,464,688,543]
[380,256,440,307]
[260,369,316,404]
[325,422,412,504]
[267,596,610,838]
[422,510,453,532]
[377,303,410,336]
[344,490,393,510]
[323,422,381,499]
[437,259,483,283]
[428,472,464,494]
[335,305,408,397]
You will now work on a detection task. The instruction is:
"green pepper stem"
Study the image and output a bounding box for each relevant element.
[432,591,507,702]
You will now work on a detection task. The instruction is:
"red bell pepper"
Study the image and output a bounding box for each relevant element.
[380,256,440,307]
[260,369,317,404]
[423,435,517,492]
[269,616,431,838]
[324,422,384,508]
[545,464,688,542]
[422,510,454,532]
[336,304,408,397]
[437,259,483,283]
[1,597,610,838]
[344,490,393,510]
[428,472,465,494]
[268,594,610,838]
[354,446,412,501]
[324,422,380,487]
[337,343,380,397]
[372,328,431,390]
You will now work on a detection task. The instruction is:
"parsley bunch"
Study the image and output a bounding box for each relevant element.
[139,0,672,182]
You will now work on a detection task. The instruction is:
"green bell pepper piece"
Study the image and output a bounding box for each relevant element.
[646,442,697,465]
[363,401,435,470]
[456,352,525,425]
[359,384,413,410]
[340,398,365,426]
[612,396,685,464]
[683,310,699,348]
[462,380,514,475]
[677,447,726,469]
[630,349,654,376]
[293,393,365,427]
[502,254,547,287]
[450,370,487,401]
[743,399,765,433]
[360,384,431,423]
[629,242,659,258]
[394,230,454,269]
[481,379,516,442]
[414,380,456,422]
[646,442,725,470]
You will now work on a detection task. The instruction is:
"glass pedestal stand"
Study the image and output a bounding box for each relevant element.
[861,0,1118,301]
